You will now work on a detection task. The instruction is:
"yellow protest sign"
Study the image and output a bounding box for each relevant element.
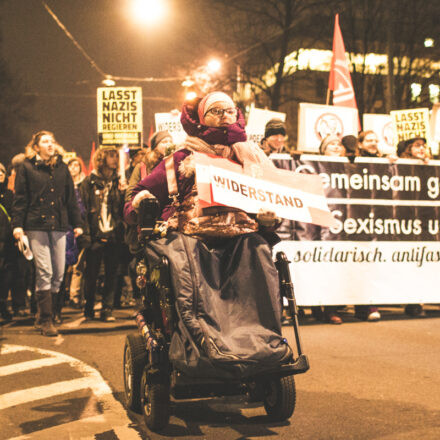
[390,108,429,143]
[97,87,143,146]
[62,151,76,163]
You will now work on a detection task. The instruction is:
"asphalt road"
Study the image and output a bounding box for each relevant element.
[1,306,440,439]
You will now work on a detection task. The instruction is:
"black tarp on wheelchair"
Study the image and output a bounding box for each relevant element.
[123,229,309,431]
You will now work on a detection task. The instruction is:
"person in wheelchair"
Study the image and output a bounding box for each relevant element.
[124,91,296,381]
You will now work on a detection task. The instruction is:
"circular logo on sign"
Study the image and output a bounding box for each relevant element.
[315,113,344,141]
[382,121,394,147]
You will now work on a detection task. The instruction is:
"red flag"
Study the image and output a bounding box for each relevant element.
[88,141,96,175]
[328,14,358,111]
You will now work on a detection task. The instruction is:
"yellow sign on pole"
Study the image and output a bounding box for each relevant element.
[97,87,143,147]
[390,108,430,143]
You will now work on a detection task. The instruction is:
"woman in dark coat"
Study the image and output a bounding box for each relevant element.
[11,131,83,336]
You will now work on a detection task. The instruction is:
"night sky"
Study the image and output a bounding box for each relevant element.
[0,0,213,162]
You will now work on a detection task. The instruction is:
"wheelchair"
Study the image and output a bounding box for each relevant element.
[123,198,309,432]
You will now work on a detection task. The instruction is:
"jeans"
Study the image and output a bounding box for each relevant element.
[26,230,66,292]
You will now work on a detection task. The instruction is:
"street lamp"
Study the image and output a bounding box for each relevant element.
[130,0,167,25]
[206,58,222,74]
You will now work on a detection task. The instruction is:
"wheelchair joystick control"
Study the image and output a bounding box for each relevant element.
[138,197,161,239]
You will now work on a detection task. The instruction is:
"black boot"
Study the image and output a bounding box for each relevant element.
[52,292,63,325]
[36,290,58,336]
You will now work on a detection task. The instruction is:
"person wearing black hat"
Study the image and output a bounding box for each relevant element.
[397,137,430,163]
[261,118,287,155]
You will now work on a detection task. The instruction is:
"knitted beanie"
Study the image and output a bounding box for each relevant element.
[198,92,235,125]
[264,119,286,138]
[150,131,172,150]
[319,134,341,154]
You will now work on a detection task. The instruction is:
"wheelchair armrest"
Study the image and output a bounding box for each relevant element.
[138,197,161,238]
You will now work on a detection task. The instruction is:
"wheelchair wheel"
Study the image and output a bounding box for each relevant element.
[141,369,170,431]
[263,375,296,421]
[123,334,147,413]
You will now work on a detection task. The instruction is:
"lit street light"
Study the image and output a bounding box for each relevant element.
[130,0,167,25]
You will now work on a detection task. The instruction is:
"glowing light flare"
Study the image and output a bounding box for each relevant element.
[131,0,166,25]
[206,59,222,74]
[185,91,197,101]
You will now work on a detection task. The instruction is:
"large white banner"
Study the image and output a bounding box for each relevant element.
[297,102,358,153]
[270,155,440,306]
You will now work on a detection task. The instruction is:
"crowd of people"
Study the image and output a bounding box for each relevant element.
[0,92,434,335]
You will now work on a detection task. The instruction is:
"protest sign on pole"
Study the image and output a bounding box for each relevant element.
[390,108,430,144]
[97,87,143,147]
[193,152,337,228]
[245,107,286,145]
[154,112,187,145]
[363,113,395,155]
[298,102,358,153]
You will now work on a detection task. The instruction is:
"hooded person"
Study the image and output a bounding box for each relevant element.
[124,91,292,379]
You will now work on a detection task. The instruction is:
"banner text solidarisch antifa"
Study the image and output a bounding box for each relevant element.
[293,246,440,267]
[212,175,304,207]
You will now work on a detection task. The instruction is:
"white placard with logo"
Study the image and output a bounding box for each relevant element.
[246,107,286,145]
[363,113,395,155]
[429,103,440,155]
[154,112,187,145]
[297,102,358,153]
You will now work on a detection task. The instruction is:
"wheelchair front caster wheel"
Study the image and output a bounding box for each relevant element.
[263,375,296,421]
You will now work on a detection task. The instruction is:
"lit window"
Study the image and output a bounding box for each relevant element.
[411,83,422,101]
[424,38,434,48]
[429,84,439,103]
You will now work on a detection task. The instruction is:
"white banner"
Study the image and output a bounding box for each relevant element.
[297,102,358,153]
[274,240,440,306]
[154,112,186,145]
[210,166,329,222]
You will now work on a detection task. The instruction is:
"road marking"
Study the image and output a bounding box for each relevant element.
[0,376,110,410]
[1,345,28,355]
[1,345,142,439]
[0,356,67,377]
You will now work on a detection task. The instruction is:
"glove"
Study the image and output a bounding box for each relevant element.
[132,190,155,211]
[256,208,281,228]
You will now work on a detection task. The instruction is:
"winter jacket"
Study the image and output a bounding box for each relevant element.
[80,171,124,246]
[11,155,82,232]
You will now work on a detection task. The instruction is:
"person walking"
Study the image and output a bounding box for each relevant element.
[11,131,83,336]
[80,146,124,322]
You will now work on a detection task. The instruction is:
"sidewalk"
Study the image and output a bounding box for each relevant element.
[0,304,138,334]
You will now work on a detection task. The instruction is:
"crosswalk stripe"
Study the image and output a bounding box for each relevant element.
[1,345,141,438]
[1,345,28,355]
[0,376,112,410]
[0,357,67,377]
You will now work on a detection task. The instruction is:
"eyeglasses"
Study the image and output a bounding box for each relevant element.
[205,107,237,117]
[411,142,426,148]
